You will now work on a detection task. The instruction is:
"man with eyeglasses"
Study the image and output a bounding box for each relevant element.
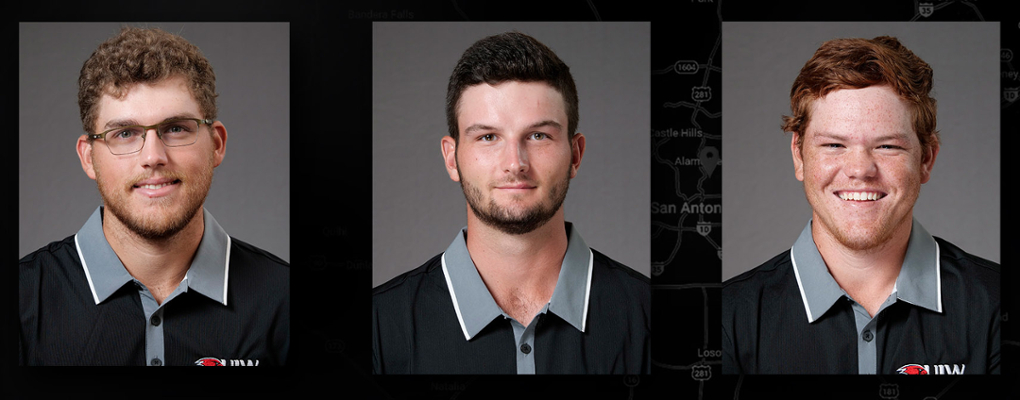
[19,27,289,366]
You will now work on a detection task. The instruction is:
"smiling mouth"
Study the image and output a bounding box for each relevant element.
[837,191,885,201]
[134,179,181,190]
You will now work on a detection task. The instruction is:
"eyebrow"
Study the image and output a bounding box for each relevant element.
[462,120,564,135]
[102,114,199,130]
[527,120,563,131]
[811,131,913,142]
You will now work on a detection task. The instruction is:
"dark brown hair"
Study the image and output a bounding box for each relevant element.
[446,31,578,142]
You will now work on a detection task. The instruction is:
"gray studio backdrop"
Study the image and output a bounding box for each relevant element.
[372,22,651,286]
[19,23,290,262]
[722,22,1000,281]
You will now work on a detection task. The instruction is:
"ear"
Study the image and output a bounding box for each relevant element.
[919,141,939,184]
[77,134,97,180]
[441,136,460,182]
[210,121,228,167]
[569,132,586,179]
[791,132,805,182]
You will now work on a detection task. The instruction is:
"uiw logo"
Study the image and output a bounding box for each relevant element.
[194,357,260,366]
[896,363,965,375]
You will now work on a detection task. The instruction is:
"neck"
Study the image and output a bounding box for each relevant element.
[812,217,912,316]
[464,208,569,325]
[102,207,205,304]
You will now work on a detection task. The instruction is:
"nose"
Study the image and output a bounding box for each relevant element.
[503,139,530,174]
[843,148,878,180]
[138,127,168,168]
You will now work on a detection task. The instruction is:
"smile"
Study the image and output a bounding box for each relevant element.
[837,191,885,201]
[136,182,177,189]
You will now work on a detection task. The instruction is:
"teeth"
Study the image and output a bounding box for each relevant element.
[138,182,174,190]
[839,192,881,201]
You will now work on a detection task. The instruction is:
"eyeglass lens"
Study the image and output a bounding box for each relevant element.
[105,119,201,154]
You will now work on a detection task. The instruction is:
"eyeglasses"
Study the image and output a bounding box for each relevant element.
[89,118,213,155]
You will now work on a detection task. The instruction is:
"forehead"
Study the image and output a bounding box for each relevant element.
[95,76,200,129]
[457,81,566,128]
[805,85,914,138]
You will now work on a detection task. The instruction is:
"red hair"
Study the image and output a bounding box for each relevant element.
[782,36,938,160]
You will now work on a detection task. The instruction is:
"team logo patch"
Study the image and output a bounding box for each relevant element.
[194,357,261,366]
[897,363,966,375]
[896,364,928,375]
[195,357,225,366]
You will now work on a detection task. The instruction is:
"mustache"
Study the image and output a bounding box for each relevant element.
[126,171,185,189]
[492,173,536,187]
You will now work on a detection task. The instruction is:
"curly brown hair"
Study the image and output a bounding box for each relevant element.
[78,26,217,135]
[782,36,938,160]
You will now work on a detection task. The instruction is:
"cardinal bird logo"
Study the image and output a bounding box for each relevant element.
[195,357,225,366]
[896,364,929,375]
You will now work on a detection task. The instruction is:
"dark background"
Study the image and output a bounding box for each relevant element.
[11,1,1015,399]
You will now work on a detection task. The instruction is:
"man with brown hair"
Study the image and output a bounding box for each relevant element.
[19,26,289,366]
[372,31,650,374]
[722,36,999,374]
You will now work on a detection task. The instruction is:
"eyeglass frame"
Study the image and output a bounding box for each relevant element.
[87,118,215,155]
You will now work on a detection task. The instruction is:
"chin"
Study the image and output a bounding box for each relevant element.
[123,206,203,240]
[831,224,895,251]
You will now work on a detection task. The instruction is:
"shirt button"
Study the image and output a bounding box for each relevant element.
[863,330,874,342]
[150,358,162,366]
[520,343,532,355]
[150,315,161,326]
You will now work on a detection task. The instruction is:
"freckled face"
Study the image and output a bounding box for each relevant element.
[447,81,579,235]
[793,85,935,251]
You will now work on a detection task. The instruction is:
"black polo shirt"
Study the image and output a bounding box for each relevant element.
[19,206,290,366]
[722,219,1000,374]
[372,222,650,374]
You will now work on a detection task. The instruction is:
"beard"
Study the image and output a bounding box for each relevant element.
[95,162,213,241]
[819,210,913,253]
[458,166,570,236]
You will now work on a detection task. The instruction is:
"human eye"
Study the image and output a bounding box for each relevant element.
[530,132,548,140]
[109,127,141,141]
[161,120,197,136]
[479,133,496,142]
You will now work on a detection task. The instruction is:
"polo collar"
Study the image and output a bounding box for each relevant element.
[789,218,941,323]
[441,222,593,341]
[73,206,231,306]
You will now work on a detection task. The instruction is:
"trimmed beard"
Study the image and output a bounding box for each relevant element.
[458,165,570,236]
[94,163,213,242]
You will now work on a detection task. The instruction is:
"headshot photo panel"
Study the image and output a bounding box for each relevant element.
[19,22,290,263]
[18,22,290,366]
[371,22,650,374]
[721,21,1000,375]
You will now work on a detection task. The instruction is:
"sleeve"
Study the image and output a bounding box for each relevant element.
[721,320,741,374]
[371,299,383,374]
[988,298,1000,374]
[721,283,745,375]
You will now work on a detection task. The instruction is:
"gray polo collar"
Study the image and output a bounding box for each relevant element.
[790,218,942,323]
[73,206,231,306]
[440,222,593,341]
